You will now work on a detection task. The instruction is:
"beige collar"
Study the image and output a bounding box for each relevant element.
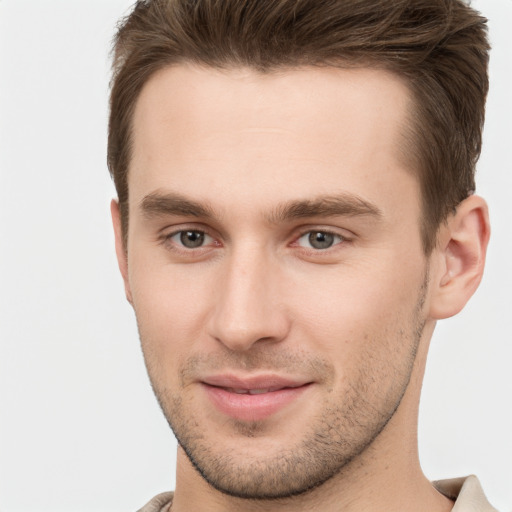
[434,475,498,512]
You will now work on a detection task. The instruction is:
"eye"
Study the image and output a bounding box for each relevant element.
[169,230,214,249]
[297,231,344,250]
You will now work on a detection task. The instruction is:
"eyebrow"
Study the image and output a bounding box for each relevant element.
[139,191,382,223]
[267,194,382,223]
[140,191,215,219]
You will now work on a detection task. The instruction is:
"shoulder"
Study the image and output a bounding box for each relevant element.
[136,491,174,512]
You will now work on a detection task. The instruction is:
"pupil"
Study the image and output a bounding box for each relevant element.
[309,231,334,249]
[180,231,204,248]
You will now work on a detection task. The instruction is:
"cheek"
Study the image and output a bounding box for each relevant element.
[129,261,216,363]
[291,271,424,409]
[287,258,426,354]
[293,274,411,320]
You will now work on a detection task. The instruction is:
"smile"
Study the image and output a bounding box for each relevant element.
[200,375,312,422]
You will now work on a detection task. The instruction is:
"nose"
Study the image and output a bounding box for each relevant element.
[207,246,291,352]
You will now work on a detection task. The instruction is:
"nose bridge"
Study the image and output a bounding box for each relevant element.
[208,241,288,351]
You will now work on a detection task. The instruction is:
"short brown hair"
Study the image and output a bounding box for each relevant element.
[108,0,489,253]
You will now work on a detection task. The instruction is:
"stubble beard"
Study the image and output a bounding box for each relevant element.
[140,273,428,500]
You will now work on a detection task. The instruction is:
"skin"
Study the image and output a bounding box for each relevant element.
[112,65,490,511]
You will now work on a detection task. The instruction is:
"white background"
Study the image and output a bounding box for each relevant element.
[0,1,510,511]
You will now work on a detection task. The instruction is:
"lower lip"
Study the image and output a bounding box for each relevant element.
[202,383,311,422]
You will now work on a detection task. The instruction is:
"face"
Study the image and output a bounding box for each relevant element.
[119,65,432,498]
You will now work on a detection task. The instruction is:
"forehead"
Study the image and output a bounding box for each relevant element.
[129,64,417,216]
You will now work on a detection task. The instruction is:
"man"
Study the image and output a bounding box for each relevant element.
[107,0,496,510]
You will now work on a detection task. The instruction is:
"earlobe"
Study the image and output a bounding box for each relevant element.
[110,199,133,305]
[429,195,490,320]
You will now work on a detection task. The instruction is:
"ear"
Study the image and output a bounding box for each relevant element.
[110,199,133,305]
[429,195,490,319]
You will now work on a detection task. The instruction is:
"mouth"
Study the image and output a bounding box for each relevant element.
[220,386,294,395]
[200,375,312,422]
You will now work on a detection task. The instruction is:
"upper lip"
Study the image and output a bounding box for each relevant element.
[201,374,311,391]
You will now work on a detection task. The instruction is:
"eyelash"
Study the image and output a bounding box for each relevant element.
[159,227,218,255]
[158,226,351,256]
[294,229,347,251]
